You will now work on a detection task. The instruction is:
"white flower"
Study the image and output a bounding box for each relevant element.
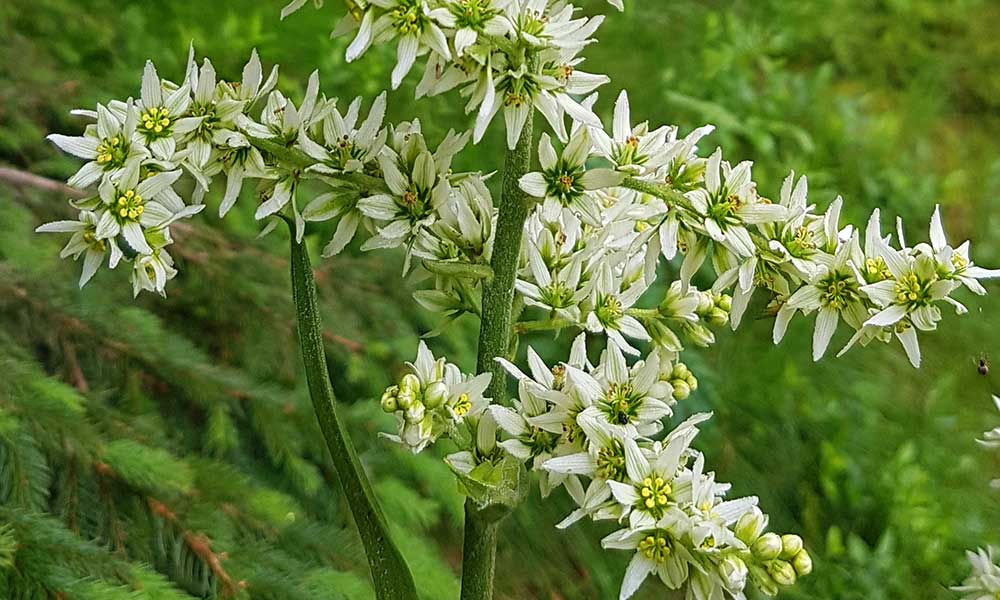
[925,204,1000,295]
[472,60,603,149]
[601,520,696,599]
[48,101,149,189]
[584,261,650,355]
[91,162,197,256]
[132,63,200,162]
[379,341,491,453]
[179,54,248,172]
[775,231,867,360]
[590,90,675,176]
[604,413,710,530]
[429,0,514,56]
[520,130,623,225]
[350,0,452,89]
[299,92,388,176]
[413,174,496,263]
[358,146,454,263]
[953,547,1000,600]
[35,211,124,288]
[574,343,671,438]
[686,148,787,258]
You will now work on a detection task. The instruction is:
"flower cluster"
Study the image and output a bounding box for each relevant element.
[38,1,998,598]
[954,396,1000,598]
[379,341,491,453]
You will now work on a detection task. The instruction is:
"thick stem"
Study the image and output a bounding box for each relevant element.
[475,112,535,398]
[461,112,535,600]
[288,233,418,600]
[460,499,500,600]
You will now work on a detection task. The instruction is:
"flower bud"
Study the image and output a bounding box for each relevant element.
[751,533,782,560]
[672,381,691,401]
[779,534,803,559]
[423,381,448,409]
[400,373,421,394]
[380,386,399,412]
[791,549,812,576]
[686,373,698,392]
[696,292,714,314]
[405,402,425,424]
[767,559,796,587]
[396,388,416,410]
[735,508,767,545]
[707,307,729,327]
[671,363,690,380]
[720,556,748,591]
[717,294,732,312]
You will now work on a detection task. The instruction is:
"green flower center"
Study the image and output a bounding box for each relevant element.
[391,2,425,35]
[707,193,743,228]
[450,0,498,30]
[521,10,548,38]
[596,440,628,481]
[544,165,585,205]
[114,189,145,222]
[140,106,172,138]
[95,135,129,170]
[595,294,623,328]
[189,103,219,135]
[894,273,932,308]
[540,280,574,309]
[638,530,673,563]
[819,271,860,310]
[864,257,891,282]
[524,426,557,455]
[600,382,640,426]
[637,475,672,517]
[785,225,816,257]
[82,229,106,252]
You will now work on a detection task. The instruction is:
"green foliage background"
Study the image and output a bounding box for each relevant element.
[2,0,1000,598]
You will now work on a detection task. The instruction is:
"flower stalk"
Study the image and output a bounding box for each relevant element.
[461,111,535,600]
[288,224,418,600]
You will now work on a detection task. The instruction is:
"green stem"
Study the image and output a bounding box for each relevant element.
[622,176,692,210]
[459,499,500,600]
[288,231,418,600]
[461,112,535,600]
[513,317,576,335]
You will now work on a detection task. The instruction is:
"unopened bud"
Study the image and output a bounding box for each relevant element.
[734,508,766,545]
[696,292,714,314]
[396,388,416,410]
[779,534,803,559]
[405,402,425,424]
[424,381,448,409]
[380,386,399,413]
[717,294,732,312]
[792,549,812,576]
[720,556,748,590]
[672,381,691,401]
[400,373,421,394]
[767,560,796,587]
[671,363,690,380]
[686,373,698,391]
[707,307,729,327]
[751,533,782,560]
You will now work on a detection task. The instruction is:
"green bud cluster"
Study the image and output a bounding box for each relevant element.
[380,372,450,423]
[735,511,812,595]
[696,291,732,328]
[662,362,698,401]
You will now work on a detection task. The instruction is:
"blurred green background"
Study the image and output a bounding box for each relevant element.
[2,0,1000,598]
